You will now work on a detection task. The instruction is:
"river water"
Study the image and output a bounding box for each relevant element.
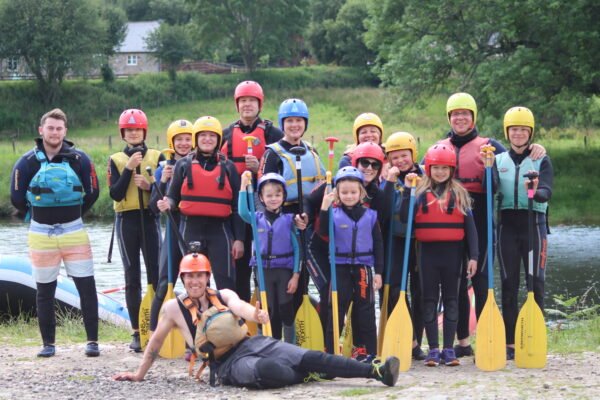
[1,221,598,312]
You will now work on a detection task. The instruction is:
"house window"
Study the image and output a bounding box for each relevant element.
[7,57,18,71]
[127,55,138,66]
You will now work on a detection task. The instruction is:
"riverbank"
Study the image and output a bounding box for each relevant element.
[1,342,598,400]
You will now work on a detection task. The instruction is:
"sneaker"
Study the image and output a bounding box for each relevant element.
[85,342,100,357]
[424,348,441,366]
[351,346,375,363]
[441,348,460,366]
[371,356,400,387]
[129,332,142,353]
[37,344,56,358]
[304,372,333,383]
[412,346,426,361]
[453,344,474,358]
[506,347,515,360]
[184,347,193,362]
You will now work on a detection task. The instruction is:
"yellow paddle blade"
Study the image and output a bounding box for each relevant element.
[295,294,324,351]
[341,302,353,357]
[159,284,186,358]
[246,289,258,336]
[381,292,412,372]
[139,283,155,350]
[331,291,341,355]
[259,291,272,337]
[377,285,390,356]
[475,289,506,371]
[515,292,547,368]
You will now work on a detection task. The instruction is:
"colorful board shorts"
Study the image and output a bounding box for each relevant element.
[28,218,94,283]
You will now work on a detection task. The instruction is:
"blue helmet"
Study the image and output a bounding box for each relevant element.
[278,98,309,132]
[257,173,287,201]
[334,166,364,185]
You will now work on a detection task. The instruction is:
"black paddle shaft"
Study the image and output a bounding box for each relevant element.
[289,146,307,214]
[135,165,150,275]
[524,171,539,290]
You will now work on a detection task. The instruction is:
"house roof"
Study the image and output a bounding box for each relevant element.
[118,21,160,53]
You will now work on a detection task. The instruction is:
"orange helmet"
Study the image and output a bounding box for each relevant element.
[179,252,211,278]
[234,80,264,111]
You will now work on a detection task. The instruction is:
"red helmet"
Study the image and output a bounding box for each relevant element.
[119,109,148,138]
[234,81,264,111]
[351,142,385,166]
[179,252,211,278]
[424,144,456,176]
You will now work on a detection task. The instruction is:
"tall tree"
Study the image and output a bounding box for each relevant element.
[145,24,193,81]
[0,0,124,105]
[366,0,600,128]
[186,0,308,71]
[306,0,345,64]
[100,5,128,83]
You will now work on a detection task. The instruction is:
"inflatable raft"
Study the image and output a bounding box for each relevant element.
[0,255,130,327]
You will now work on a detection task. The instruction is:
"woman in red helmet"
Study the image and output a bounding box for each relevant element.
[401,144,478,367]
[108,108,165,352]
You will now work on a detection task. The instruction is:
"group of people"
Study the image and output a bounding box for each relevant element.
[10,80,553,388]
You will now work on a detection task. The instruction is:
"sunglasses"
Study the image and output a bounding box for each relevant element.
[358,159,382,170]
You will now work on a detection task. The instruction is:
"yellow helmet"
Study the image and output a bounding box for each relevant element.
[503,106,534,140]
[193,116,223,150]
[446,92,477,126]
[167,119,194,150]
[352,112,383,144]
[384,131,418,162]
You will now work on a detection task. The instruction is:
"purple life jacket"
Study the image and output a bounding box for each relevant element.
[333,207,377,266]
[250,212,295,269]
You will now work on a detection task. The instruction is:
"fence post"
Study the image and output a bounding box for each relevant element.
[108,135,112,150]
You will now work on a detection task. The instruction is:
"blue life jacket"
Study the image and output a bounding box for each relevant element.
[250,212,295,269]
[495,153,547,213]
[333,207,377,266]
[26,149,84,208]
[267,142,325,205]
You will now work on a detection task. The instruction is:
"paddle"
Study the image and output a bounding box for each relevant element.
[158,220,186,358]
[381,176,416,372]
[475,145,506,371]
[290,145,324,350]
[326,171,340,355]
[136,163,153,351]
[341,301,354,357]
[515,171,547,368]
[245,172,272,337]
[378,190,396,356]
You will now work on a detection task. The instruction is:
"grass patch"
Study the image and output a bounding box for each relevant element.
[338,388,383,397]
[548,316,600,354]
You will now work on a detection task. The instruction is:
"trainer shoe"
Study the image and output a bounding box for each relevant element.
[453,344,474,358]
[351,346,375,363]
[371,356,400,387]
[506,346,515,360]
[441,348,460,366]
[129,332,142,353]
[37,344,56,358]
[85,342,100,357]
[424,348,441,366]
[412,346,426,361]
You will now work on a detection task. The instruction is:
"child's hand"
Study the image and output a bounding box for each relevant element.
[126,151,143,170]
[254,301,270,325]
[157,196,171,212]
[373,274,382,291]
[387,166,400,182]
[240,171,252,190]
[232,240,244,260]
[466,259,477,279]
[321,191,335,210]
[294,213,308,230]
[244,155,259,173]
[133,172,150,190]
[286,273,300,294]
[480,144,496,167]
[524,170,539,192]
[160,165,173,183]
[404,172,419,187]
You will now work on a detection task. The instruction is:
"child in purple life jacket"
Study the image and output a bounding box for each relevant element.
[239,172,301,343]
[319,166,384,358]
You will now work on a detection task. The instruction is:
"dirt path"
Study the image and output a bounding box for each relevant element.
[0,343,598,400]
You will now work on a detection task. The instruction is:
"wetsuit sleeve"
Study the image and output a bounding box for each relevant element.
[490,139,507,154]
[305,182,326,223]
[264,123,284,144]
[465,210,479,261]
[167,158,188,208]
[318,209,330,237]
[398,189,413,223]
[237,188,252,224]
[259,148,283,177]
[291,225,300,273]
[534,156,553,203]
[226,161,246,241]
[372,219,384,275]
[108,157,132,202]
[337,154,352,169]
[10,153,35,216]
[370,183,390,226]
[148,165,165,215]
[78,151,100,214]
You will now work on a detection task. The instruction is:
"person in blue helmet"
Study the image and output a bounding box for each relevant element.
[318,167,384,357]
[238,171,303,343]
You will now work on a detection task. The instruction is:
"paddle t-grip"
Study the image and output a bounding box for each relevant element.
[325,137,339,171]
[242,136,257,155]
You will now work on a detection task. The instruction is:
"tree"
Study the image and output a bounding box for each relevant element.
[145,24,193,81]
[0,0,125,105]
[306,0,345,64]
[366,0,600,128]
[100,5,128,83]
[149,0,191,25]
[186,0,308,71]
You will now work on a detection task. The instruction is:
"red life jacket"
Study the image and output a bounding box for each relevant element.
[439,136,489,193]
[179,158,232,218]
[414,191,465,242]
[221,122,267,175]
